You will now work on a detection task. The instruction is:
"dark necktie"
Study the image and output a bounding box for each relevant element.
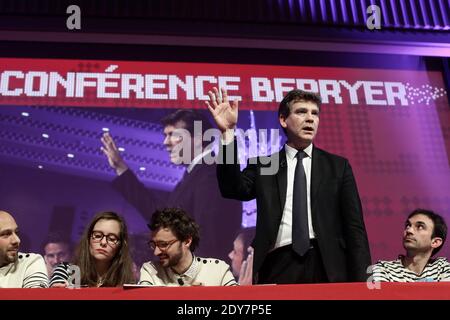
[292,150,310,256]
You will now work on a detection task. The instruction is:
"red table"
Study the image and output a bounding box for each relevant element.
[1,282,449,300]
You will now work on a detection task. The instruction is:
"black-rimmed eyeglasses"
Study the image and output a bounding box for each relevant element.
[91,231,120,246]
[148,239,179,251]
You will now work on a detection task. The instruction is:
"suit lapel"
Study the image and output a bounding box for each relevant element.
[310,146,323,211]
[275,149,288,215]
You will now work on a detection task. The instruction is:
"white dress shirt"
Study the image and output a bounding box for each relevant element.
[273,143,316,250]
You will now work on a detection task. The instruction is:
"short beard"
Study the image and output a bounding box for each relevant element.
[0,251,18,267]
[159,243,183,268]
[167,250,183,268]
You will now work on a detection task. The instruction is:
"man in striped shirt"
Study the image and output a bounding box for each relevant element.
[0,210,48,288]
[372,209,450,282]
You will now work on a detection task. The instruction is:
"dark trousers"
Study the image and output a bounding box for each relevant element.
[257,242,329,284]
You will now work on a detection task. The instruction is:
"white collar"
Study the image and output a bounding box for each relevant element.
[166,254,200,282]
[0,259,17,275]
[285,143,313,160]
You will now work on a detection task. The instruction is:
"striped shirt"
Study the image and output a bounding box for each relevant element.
[139,255,238,286]
[0,252,48,288]
[372,255,450,282]
[49,262,73,287]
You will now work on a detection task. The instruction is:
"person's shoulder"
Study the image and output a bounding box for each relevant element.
[374,259,391,265]
[17,252,45,265]
[140,261,162,274]
[373,259,401,268]
[138,261,165,285]
[432,257,450,266]
[196,257,231,269]
[141,260,157,270]
[313,146,348,162]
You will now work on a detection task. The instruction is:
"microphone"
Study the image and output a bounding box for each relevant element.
[177,278,184,286]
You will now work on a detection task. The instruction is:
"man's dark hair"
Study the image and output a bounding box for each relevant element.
[148,208,200,252]
[41,231,71,253]
[161,109,213,134]
[407,208,447,256]
[278,89,322,119]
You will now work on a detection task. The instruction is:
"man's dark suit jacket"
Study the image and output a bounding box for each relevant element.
[112,162,242,261]
[217,141,371,282]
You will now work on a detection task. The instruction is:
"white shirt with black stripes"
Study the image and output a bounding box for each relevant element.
[372,255,450,282]
[0,252,49,288]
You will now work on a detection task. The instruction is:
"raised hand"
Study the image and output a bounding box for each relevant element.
[100,132,128,176]
[205,87,238,133]
[238,246,254,285]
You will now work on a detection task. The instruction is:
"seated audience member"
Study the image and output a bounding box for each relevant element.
[0,210,48,288]
[229,227,255,285]
[42,232,72,276]
[372,209,450,282]
[50,211,135,287]
[139,208,237,286]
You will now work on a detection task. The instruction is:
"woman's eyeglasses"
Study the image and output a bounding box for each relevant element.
[91,231,120,246]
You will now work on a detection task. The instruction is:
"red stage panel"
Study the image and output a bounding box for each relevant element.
[1,283,449,300]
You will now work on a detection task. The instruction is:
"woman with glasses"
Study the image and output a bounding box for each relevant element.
[49,211,135,287]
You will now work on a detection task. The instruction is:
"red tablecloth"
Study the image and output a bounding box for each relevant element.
[1,282,449,300]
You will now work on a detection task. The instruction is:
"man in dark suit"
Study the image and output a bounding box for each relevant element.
[101,110,242,261]
[206,87,371,284]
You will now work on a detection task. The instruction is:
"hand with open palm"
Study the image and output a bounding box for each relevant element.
[205,87,238,134]
[100,132,128,176]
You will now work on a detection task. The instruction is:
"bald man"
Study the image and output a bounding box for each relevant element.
[0,210,48,288]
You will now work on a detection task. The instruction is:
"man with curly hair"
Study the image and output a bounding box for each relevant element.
[139,208,237,286]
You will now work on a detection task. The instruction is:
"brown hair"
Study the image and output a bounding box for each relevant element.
[278,89,322,134]
[148,207,200,252]
[75,211,135,286]
[407,208,447,256]
[160,109,213,147]
[278,89,322,119]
